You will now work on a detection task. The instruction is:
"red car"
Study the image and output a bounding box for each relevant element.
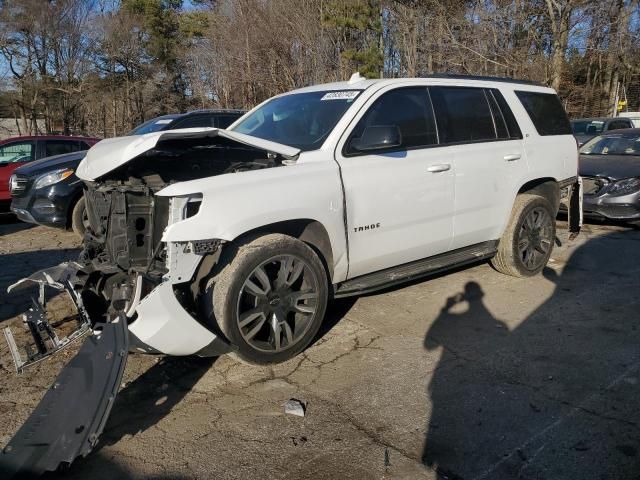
[0,135,100,211]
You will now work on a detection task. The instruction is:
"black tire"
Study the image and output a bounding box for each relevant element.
[71,196,88,238]
[205,233,329,365]
[491,194,556,277]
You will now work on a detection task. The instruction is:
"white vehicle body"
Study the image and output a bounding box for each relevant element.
[64,76,578,356]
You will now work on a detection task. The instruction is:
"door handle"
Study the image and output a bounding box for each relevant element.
[504,153,521,162]
[427,163,451,173]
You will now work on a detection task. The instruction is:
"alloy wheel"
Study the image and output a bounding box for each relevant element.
[517,206,553,271]
[236,254,320,353]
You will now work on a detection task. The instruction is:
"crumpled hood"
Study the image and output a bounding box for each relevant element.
[76,128,301,181]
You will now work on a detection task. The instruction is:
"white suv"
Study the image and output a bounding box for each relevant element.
[12,75,579,366]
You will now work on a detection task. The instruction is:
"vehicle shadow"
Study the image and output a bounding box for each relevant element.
[421,229,640,479]
[0,215,32,233]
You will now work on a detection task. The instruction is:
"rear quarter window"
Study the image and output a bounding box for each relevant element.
[515,91,572,136]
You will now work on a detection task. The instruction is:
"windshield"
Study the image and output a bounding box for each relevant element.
[580,134,640,156]
[571,120,605,136]
[127,115,179,136]
[231,90,362,151]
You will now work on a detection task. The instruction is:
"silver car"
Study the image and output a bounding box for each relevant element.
[579,128,640,223]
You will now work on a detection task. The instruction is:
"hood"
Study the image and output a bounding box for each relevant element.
[579,154,640,180]
[76,128,301,181]
[14,151,87,177]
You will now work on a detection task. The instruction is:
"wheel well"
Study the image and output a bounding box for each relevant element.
[517,178,560,212]
[233,219,335,280]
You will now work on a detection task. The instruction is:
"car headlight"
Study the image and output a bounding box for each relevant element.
[33,168,74,189]
[608,177,640,196]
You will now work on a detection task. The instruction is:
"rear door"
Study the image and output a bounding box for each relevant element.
[335,85,455,278]
[429,86,527,249]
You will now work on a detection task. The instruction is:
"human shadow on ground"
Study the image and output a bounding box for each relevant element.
[422,229,640,479]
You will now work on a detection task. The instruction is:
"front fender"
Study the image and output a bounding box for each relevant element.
[157,160,348,282]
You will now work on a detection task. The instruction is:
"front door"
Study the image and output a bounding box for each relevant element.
[334,86,455,278]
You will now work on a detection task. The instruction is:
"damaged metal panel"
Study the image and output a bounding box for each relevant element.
[0,317,128,478]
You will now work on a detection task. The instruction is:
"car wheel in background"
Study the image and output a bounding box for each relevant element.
[491,193,556,277]
[205,233,329,365]
[71,196,88,238]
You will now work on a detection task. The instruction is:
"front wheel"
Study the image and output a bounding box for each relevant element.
[491,194,556,277]
[207,233,329,365]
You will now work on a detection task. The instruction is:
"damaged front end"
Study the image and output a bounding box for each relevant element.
[1,128,299,477]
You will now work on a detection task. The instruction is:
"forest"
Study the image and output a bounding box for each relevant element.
[0,0,639,137]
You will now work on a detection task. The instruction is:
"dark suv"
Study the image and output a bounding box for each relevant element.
[10,109,245,236]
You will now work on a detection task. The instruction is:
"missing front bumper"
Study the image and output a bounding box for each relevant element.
[0,317,129,478]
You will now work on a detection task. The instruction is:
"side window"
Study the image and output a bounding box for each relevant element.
[171,115,213,129]
[515,91,572,136]
[347,87,437,154]
[0,141,35,164]
[608,120,631,131]
[77,141,91,150]
[215,114,242,129]
[45,140,80,157]
[489,89,522,139]
[430,86,496,143]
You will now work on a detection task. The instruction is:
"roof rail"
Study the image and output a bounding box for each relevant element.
[422,73,545,87]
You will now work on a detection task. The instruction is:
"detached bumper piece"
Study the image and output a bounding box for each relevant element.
[3,262,90,373]
[0,317,129,479]
[1,263,130,478]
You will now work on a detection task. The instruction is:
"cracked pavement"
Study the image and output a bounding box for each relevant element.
[0,217,639,479]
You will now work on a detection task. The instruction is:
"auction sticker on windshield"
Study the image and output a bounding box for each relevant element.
[321,91,360,101]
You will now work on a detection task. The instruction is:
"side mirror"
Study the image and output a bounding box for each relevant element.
[350,125,402,152]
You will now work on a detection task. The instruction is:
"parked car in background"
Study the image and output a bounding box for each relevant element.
[571,117,633,146]
[9,109,246,236]
[618,112,640,127]
[579,128,640,223]
[126,109,245,135]
[0,135,99,211]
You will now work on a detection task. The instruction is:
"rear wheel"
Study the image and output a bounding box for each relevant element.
[207,233,329,365]
[71,196,89,238]
[491,194,556,277]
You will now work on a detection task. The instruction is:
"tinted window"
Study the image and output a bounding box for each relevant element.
[430,87,496,143]
[347,87,437,154]
[491,89,522,139]
[571,120,605,135]
[0,141,35,164]
[127,116,179,135]
[215,114,242,129]
[608,120,632,130]
[45,140,81,157]
[515,91,571,136]
[486,91,509,139]
[171,114,214,129]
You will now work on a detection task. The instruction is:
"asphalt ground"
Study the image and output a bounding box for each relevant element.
[0,217,639,479]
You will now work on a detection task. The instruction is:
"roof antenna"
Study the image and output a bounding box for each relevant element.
[348,72,365,85]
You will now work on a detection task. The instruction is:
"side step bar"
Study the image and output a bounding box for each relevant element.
[0,316,129,478]
[335,240,498,298]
